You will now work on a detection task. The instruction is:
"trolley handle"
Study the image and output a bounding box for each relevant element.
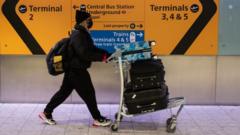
[107,50,122,62]
[121,48,151,56]
[107,48,152,62]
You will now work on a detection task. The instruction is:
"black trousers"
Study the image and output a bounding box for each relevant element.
[44,69,101,119]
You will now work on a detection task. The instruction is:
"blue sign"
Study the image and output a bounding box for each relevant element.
[90,30,144,53]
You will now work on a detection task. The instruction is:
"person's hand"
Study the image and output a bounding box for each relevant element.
[102,54,107,63]
[102,52,112,63]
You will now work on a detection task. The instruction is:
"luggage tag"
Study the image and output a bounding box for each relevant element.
[53,56,62,63]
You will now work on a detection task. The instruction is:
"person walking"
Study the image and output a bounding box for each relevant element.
[39,9,111,127]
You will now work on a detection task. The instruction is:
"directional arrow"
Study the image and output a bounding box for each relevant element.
[171,0,217,55]
[2,0,45,54]
[136,32,143,37]
[73,5,79,9]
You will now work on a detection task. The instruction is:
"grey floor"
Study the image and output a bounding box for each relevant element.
[0,104,240,135]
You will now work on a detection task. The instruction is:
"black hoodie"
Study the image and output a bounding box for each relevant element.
[69,25,108,69]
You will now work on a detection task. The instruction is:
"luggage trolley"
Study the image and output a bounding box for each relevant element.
[107,41,185,133]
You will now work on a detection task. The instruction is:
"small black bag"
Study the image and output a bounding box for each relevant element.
[46,38,71,76]
[130,59,165,91]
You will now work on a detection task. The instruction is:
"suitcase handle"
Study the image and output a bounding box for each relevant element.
[136,102,156,109]
[136,75,157,80]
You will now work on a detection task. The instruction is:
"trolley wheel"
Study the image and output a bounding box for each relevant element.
[166,118,177,133]
[111,123,118,132]
[115,113,123,121]
[166,115,176,125]
[166,118,172,125]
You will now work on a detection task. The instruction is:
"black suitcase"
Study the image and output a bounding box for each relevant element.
[124,83,169,114]
[130,59,165,91]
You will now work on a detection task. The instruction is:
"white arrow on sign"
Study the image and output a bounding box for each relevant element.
[136,32,143,37]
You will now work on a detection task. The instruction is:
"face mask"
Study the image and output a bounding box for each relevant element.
[87,19,93,29]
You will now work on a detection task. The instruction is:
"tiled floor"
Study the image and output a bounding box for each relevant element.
[0,104,240,135]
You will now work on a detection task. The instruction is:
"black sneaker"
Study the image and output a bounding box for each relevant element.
[93,116,111,127]
[39,112,56,125]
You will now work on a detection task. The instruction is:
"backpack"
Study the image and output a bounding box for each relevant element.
[46,37,71,76]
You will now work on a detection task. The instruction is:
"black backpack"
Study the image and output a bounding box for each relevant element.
[46,37,71,76]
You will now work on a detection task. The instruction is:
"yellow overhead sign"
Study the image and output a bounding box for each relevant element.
[0,0,219,55]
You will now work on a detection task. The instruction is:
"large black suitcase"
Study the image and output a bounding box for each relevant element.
[124,83,169,114]
[130,59,165,91]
